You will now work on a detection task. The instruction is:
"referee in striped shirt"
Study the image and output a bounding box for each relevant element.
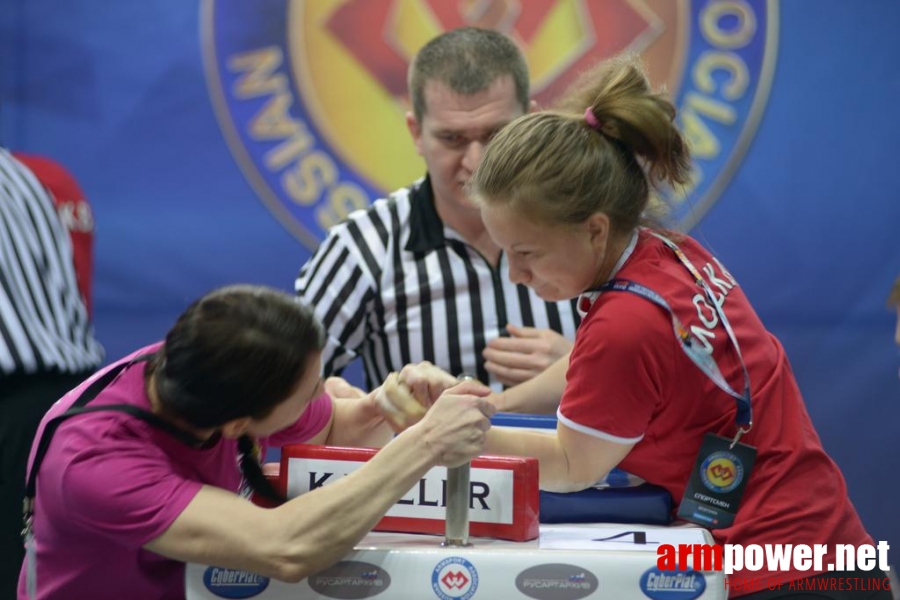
[296,28,580,392]
[0,148,103,596]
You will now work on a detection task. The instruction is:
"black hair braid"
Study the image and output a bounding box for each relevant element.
[237,435,286,504]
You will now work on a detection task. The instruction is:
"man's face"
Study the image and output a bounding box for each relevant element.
[406,75,526,215]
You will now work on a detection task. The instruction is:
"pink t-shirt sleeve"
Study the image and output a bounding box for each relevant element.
[57,433,202,547]
[266,392,333,447]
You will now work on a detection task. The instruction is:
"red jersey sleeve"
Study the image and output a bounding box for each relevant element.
[559,291,675,443]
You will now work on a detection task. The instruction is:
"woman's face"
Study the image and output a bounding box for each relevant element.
[481,204,609,302]
[248,352,325,437]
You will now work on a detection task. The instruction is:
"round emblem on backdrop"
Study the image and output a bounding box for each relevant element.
[202,0,778,249]
[701,450,743,493]
[431,557,479,600]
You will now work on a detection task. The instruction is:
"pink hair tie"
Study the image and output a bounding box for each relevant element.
[584,107,603,131]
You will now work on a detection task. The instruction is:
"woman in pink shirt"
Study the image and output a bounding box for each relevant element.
[19,285,493,599]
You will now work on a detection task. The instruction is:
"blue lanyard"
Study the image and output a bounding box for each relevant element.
[597,234,753,434]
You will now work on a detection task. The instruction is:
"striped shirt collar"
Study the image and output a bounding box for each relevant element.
[405,174,447,253]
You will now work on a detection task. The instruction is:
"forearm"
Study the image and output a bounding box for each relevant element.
[483,427,581,491]
[493,353,568,413]
[485,424,634,494]
[268,425,440,578]
[148,425,439,582]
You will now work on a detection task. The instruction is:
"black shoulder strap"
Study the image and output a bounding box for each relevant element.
[23,353,207,512]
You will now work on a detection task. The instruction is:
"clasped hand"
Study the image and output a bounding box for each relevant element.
[483,324,573,386]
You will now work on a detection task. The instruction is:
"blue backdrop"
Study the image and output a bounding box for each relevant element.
[2,0,898,558]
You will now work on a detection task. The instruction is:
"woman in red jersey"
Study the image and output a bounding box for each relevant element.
[471,55,891,599]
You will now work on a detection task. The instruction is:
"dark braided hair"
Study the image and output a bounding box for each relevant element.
[237,435,283,503]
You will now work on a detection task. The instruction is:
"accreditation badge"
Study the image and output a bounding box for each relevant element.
[677,433,757,529]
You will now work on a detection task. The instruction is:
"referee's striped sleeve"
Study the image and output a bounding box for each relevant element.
[0,149,103,375]
[295,211,383,377]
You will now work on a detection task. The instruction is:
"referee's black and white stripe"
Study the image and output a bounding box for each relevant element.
[296,177,581,391]
[0,149,103,376]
